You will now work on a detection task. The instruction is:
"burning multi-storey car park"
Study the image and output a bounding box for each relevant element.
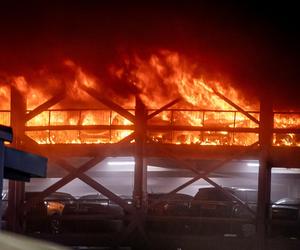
[1,1,300,250]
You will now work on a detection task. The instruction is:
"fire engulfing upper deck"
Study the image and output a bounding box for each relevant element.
[0,51,299,146]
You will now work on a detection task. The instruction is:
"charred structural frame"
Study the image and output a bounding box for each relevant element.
[3,85,300,250]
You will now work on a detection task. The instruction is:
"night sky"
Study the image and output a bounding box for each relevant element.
[0,1,299,109]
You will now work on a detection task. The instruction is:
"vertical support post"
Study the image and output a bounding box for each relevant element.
[0,140,5,231]
[257,99,273,250]
[7,86,26,232]
[133,96,147,210]
[0,125,13,231]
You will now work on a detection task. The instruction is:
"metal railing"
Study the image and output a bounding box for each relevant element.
[22,108,259,145]
[1,109,300,146]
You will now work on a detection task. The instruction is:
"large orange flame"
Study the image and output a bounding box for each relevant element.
[0,51,298,146]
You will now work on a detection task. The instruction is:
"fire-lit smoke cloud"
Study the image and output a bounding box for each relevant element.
[110,50,255,109]
[1,1,300,109]
[1,49,256,111]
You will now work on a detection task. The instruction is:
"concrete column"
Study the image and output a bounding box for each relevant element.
[257,99,273,250]
[0,140,5,231]
[7,86,26,232]
[133,96,147,210]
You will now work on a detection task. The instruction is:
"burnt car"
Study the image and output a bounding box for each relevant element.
[24,191,75,234]
[60,193,124,233]
[271,197,300,238]
[189,187,256,237]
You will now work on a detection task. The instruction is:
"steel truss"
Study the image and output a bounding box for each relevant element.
[3,83,298,250]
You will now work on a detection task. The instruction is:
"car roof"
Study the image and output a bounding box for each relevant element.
[197,187,256,191]
[275,197,300,205]
[79,193,106,199]
[148,193,193,200]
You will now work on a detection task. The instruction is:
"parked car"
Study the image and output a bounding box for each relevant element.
[148,193,193,216]
[272,198,300,220]
[189,187,256,237]
[24,191,75,234]
[68,193,124,216]
[271,197,300,238]
[147,193,193,233]
[191,187,256,216]
[60,193,124,233]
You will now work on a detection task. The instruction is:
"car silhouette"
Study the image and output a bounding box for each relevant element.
[61,193,124,233]
[24,192,76,234]
[271,197,300,238]
[189,187,256,237]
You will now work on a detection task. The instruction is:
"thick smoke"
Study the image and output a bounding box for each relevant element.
[1,1,300,109]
